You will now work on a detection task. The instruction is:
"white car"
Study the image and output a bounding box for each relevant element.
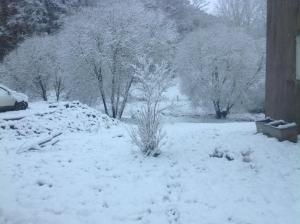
[0,84,28,112]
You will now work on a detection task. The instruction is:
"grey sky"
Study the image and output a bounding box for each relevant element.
[204,0,217,14]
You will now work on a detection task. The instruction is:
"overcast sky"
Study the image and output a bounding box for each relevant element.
[204,0,217,14]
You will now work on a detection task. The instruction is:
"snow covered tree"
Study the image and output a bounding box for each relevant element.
[0,0,94,61]
[53,74,65,102]
[216,0,266,37]
[3,35,61,101]
[143,0,211,35]
[61,0,176,118]
[130,57,173,156]
[176,25,264,119]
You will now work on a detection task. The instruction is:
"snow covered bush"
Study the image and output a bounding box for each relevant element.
[176,24,265,119]
[60,0,176,117]
[131,106,165,157]
[3,35,63,101]
[130,58,172,156]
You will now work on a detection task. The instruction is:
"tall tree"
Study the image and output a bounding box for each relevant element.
[60,0,177,118]
[176,25,265,118]
[216,0,266,37]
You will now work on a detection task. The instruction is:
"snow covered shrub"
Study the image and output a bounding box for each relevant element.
[130,106,165,157]
[176,24,265,119]
[3,35,64,101]
[130,58,172,156]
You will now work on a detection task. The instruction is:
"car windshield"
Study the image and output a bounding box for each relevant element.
[0,85,11,93]
[0,87,9,94]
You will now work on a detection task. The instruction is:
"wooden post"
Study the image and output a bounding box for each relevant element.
[266,0,300,133]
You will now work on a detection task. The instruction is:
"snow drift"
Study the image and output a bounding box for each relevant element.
[0,101,118,141]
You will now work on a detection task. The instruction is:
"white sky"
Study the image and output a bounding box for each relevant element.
[204,0,217,14]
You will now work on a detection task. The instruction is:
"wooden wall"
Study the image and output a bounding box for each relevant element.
[266,0,300,132]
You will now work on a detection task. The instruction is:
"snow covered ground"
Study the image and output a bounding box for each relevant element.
[1,102,300,224]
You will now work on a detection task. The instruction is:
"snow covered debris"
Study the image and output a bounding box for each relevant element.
[0,101,118,141]
[267,120,285,126]
[278,122,297,129]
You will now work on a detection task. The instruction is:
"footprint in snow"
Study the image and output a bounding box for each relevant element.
[105,167,112,172]
[166,183,181,189]
[102,202,109,208]
[163,195,171,202]
[166,208,180,224]
[184,199,198,204]
[36,180,53,188]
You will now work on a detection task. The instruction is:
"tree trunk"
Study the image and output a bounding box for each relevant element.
[110,49,118,118]
[38,78,48,101]
[115,78,121,118]
[118,77,134,119]
[42,90,48,101]
[94,66,109,116]
[56,92,60,102]
[100,87,109,116]
[111,75,116,118]
[213,100,229,119]
[54,76,63,102]
[215,109,229,119]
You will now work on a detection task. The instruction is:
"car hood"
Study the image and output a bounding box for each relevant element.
[11,91,29,103]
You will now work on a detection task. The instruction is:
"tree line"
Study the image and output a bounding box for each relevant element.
[0,0,266,119]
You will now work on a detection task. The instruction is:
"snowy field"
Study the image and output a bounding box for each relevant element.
[1,102,300,224]
[122,83,265,124]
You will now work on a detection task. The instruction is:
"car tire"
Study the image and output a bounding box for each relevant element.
[15,101,28,111]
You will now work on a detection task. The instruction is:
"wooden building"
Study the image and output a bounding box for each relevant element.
[266,0,300,133]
